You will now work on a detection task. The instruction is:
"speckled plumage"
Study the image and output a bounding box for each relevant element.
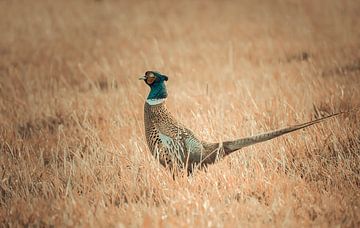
[144,101,223,172]
[139,71,343,174]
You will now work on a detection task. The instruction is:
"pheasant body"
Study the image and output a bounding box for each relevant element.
[144,101,223,172]
[139,71,342,173]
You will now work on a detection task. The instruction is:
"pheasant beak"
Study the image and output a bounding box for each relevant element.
[139,76,146,80]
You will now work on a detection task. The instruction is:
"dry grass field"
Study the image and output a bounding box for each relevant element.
[1,0,360,227]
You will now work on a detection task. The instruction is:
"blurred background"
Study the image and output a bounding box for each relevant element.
[0,0,359,227]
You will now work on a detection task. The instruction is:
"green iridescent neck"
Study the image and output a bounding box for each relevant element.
[147,81,168,100]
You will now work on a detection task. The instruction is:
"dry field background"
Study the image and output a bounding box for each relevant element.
[1,0,360,227]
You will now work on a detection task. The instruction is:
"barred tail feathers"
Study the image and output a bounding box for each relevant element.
[222,112,343,155]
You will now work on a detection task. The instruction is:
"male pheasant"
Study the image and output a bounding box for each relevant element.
[139,71,341,173]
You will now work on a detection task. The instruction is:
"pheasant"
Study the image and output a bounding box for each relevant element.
[139,71,341,174]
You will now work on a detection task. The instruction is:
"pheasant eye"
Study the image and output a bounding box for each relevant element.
[146,76,156,84]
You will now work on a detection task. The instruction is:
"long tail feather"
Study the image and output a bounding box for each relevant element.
[222,111,345,155]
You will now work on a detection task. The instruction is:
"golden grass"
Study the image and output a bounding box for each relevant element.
[1,0,360,227]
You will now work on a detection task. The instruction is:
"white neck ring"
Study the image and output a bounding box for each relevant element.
[146,98,166,105]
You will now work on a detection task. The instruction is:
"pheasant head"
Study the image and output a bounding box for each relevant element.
[139,71,169,101]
